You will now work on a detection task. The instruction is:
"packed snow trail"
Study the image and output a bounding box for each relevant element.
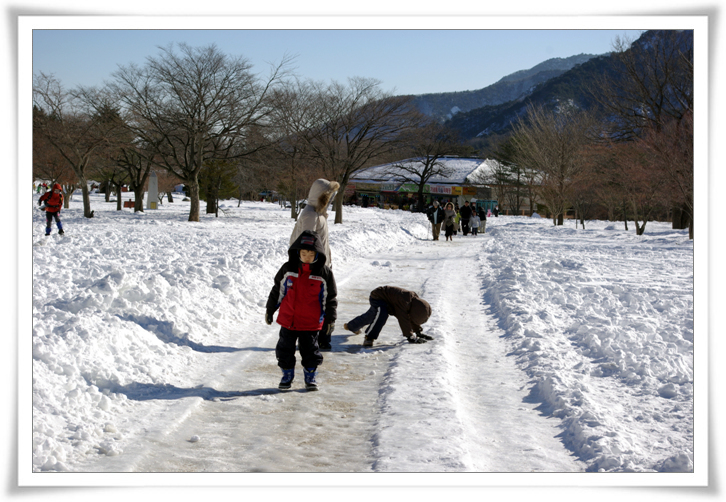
[73,229,584,473]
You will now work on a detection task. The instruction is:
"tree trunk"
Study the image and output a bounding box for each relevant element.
[115,182,123,211]
[333,190,344,224]
[417,187,426,212]
[672,206,680,229]
[167,192,174,203]
[188,181,201,222]
[333,177,348,224]
[290,180,298,220]
[632,202,647,235]
[206,177,218,215]
[557,213,564,226]
[80,181,94,218]
[62,184,73,209]
[134,186,145,212]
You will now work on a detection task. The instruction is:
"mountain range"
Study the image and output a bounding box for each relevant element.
[411,30,693,154]
[407,52,599,124]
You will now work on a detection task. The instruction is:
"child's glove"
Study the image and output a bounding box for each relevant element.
[407,336,427,344]
[323,322,335,336]
[265,312,273,325]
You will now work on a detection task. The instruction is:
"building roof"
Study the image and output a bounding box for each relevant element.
[351,157,498,185]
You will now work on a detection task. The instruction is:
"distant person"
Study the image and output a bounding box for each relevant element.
[443,202,456,241]
[460,200,473,235]
[289,178,339,350]
[470,210,481,236]
[493,205,499,217]
[426,200,445,241]
[38,183,64,236]
[344,286,432,348]
[266,230,337,391]
[479,206,487,234]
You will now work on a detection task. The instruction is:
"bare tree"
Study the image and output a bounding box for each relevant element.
[32,109,78,208]
[116,146,154,212]
[265,79,326,219]
[592,30,693,238]
[595,31,693,141]
[33,74,124,218]
[154,170,182,204]
[510,103,596,225]
[302,77,419,224]
[640,112,694,238]
[110,43,292,222]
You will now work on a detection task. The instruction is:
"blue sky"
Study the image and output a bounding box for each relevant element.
[32,28,645,96]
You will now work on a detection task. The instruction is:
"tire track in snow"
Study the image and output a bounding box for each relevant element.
[427,236,586,472]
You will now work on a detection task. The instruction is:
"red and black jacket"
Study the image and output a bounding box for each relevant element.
[39,184,63,213]
[266,230,337,331]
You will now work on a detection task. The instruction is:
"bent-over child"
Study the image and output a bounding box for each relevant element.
[344,286,432,348]
[266,230,337,390]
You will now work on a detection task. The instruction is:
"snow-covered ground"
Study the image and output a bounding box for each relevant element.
[24,190,702,489]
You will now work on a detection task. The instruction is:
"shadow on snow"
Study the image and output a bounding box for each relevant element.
[116,313,269,353]
[101,381,281,401]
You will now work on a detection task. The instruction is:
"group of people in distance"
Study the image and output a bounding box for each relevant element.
[426,199,495,241]
[265,179,433,391]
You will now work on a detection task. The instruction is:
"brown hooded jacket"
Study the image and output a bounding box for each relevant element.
[370,286,431,338]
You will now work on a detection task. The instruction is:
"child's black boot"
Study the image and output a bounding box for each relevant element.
[304,367,318,391]
[279,368,294,390]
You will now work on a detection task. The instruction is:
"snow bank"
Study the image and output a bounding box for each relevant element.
[31,195,430,472]
[480,220,694,472]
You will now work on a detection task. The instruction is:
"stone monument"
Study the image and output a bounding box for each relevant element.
[147,172,159,210]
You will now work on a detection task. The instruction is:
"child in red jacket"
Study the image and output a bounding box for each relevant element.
[265,230,337,391]
[38,183,64,236]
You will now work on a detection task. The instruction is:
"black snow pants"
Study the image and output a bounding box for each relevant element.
[45,211,62,234]
[275,327,323,370]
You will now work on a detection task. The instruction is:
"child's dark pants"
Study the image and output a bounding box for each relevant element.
[45,211,62,235]
[347,298,389,340]
[275,327,323,369]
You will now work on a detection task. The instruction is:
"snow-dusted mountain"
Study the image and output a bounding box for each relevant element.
[408,53,599,122]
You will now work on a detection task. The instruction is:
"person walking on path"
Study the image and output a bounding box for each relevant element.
[266,230,338,391]
[289,178,339,350]
[460,200,473,236]
[443,202,456,241]
[470,210,481,236]
[38,183,64,236]
[290,178,339,267]
[426,200,445,241]
[343,286,432,348]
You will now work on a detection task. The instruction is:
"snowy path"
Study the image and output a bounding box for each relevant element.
[74,230,584,473]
